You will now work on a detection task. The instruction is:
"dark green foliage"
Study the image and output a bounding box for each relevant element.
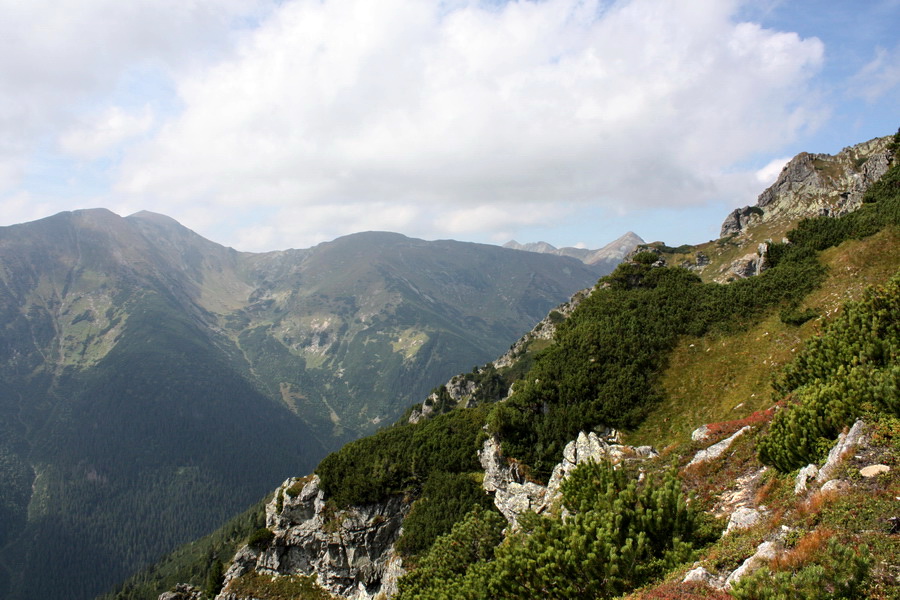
[780,305,818,326]
[759,273,900,472]
[0,293,324,600]
[488,252,824,477]
[99,497,267,600]
[246,527,275,549]
[489,156,900,479]
[632,250,660,265]
[316,407,489,507]
[395,471,497,557]
[204,559,224,598]
[397,461,705,600]
[731,537,870,600]
[395,505,506,600]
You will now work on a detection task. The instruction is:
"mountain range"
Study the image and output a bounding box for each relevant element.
[0,210,614,600]
[101,131,900,600]
[503,231,645,270]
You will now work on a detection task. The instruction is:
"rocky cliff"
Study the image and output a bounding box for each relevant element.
[216,475,408,600]
[720,135,892,237]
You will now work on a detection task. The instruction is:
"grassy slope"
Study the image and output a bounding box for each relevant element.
[626,226,900,450]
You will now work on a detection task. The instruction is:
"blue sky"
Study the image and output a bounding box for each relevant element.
[0,0,896,252]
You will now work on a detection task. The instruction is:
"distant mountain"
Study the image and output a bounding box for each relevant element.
[504,231,645,274]
[0,210,601,600]
[113,132,900,600]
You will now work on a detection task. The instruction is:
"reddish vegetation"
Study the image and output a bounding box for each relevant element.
[701,406,780,440]
[772,528,835,571]
[628,581,733,599]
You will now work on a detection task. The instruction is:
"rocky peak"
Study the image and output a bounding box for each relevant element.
[720,135,893,237]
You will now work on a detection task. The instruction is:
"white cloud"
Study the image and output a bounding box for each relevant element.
[0,0,267,185]
[110,0,825,249]
[59,105,154,160]
[850,44,900,102]
[755,156,791,186]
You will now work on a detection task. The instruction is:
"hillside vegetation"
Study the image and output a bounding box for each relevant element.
[104,131,899,600]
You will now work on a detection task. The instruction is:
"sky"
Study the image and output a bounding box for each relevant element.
[0,0,897,252]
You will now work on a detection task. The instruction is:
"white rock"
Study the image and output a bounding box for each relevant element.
[691,425,711,442]
[726,506,763,533]
[860,464,890,478]
[725,541,779,588]
[794,464,819,495]
[682,566,725,588]
[688,426,751,467]
[820,479,849,494]
[817,420,866,483]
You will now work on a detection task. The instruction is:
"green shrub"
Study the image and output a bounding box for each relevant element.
[632,251,660,265]
[397,461,704,600]
[246,527,275,549]
[225,571,333,600]
[760,273,900,472]
[395,471,497,557]
[395,505,505,600]
[316,406,489,507]
[731,538,870,600]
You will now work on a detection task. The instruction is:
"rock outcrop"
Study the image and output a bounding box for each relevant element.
[720,136,892,238]
[479,431,658,527]
[217,476,408,600]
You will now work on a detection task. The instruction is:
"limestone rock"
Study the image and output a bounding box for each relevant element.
[720,136,892,238]
[721,206,764,237]
[219,475,408,600]
[820,479,850,494]
[726,506,764,533]
[480,431,658,528]
[687,426,751,467]
[682,566,725,589]
[794,464,819,495]
[817,420,866,484]
[691,425,711,442]
[479,437,550,526]
[860,464,890,478]
[725,540,780,588]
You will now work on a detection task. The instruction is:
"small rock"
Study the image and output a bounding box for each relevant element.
[682,566,724,588]
[725,541,780,588]
[691,425,710,442]
[688,426,751,467]
[859,464,890,478]
[820,479,849,494]
[726,507,763,533]
[794,464,819,495]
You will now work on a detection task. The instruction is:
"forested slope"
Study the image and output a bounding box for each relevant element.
[105,130,900,600]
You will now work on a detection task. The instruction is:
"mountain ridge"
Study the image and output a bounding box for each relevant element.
[126,131,900,600]
[0,212,604,600]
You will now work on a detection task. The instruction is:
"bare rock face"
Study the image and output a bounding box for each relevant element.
[479,431,658,528]
[479,437,551,526]
[218,476,408,600]
[720,136,892,238]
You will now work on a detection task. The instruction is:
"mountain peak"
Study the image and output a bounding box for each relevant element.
[502,233,644,272]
